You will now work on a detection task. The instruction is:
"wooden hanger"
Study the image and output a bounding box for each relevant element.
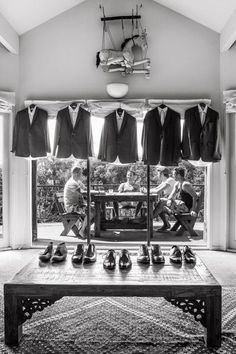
[29,104,36,112]
[70,102,78,110]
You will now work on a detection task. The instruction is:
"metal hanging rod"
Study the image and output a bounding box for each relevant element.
[101,15,141,22]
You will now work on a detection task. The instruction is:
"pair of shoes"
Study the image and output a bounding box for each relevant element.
[39,242,67,263]
[169,245,196,264]
[137,244,165,264]
[72,243,96,264]
[156,223,171,232]
[103,249,132,270]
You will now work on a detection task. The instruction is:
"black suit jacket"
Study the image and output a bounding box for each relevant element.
[142,107,181,166]
[11,107,50,157]
[182,106,221,162]
[52,106,94,158]
[98,111,138,163]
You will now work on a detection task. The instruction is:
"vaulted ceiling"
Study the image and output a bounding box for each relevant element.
[0,0,236,35]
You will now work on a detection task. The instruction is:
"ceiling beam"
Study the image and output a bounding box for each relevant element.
[0,12,19,54]
[221,9,236,52]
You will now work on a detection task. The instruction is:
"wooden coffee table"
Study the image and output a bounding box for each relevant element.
[4,251,221,348]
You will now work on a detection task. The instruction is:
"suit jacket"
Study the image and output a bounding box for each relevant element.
[142,107,181,166]
[11,107,50,157]
[52,106,94,158]
[98,111,138,163]
[182,106,221,162]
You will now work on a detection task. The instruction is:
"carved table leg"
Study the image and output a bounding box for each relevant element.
[4,292,22,345]
[165,295,221,348]
[205,295,221,348]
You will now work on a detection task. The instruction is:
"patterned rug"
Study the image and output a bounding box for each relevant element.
[0,287,236,353]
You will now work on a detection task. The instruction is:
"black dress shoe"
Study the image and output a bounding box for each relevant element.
[72,244,84,264]
[83,243,96,263]
[137,244,150,264]
[151,244,165,264]
[169,245,182,264]
[103,249,116,269]
[183,245,196,263]
[51,242,67,263]
[119,249,132,269]
[39,242,53,262]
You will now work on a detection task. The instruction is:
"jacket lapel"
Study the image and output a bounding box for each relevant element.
[119,111,128,135]
[30,107,38,127]
[111,111,119,135]
[154,107,162,129]
[194,106,202,129]
[163,108,170,129]
[202,106,211,128]
[73,105,83,130]
[66,107,73,130]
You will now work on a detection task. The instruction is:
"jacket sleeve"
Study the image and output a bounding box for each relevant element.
[85,112,94,158]
[52,112,61,156]
[11,112,19,153]
[181,110,191,159]
[98,118,107,160]
[213,113,222,161]
[131,118,138,161]
[44,111,51,153]
[141,113,149,162]
[173,112,181,162]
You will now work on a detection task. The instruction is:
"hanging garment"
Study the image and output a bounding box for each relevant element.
[182,105,221,162]
[52,105,94,159]
[98,110,138,163]
[142,107,181,166]
[11,107,50,157]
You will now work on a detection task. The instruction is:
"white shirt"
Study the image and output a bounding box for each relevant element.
[69,105,79,128]
[150,177,175,197]
[28,106,36,125]
[198,104,208,126]
[64,177,85,212]
[116,110,124,132]
[158,107,168,126]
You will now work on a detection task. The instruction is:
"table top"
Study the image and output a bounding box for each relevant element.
[91,192,157,202]
[6,251,219,288]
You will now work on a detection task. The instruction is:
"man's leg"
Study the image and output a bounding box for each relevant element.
[113,201,119,218]
[155,199,171,231]
[135,202,143,217]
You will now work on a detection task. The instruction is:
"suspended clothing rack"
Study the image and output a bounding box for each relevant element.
[24,97,212,245]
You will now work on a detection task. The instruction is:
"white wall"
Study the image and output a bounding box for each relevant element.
[19,0,220,108]
[14,0,223,248]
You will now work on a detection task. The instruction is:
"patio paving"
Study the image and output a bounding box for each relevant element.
[35,221,206,248]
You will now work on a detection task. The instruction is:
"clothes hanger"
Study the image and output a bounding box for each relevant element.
[29,103,36,112]
[159,100,166,109]
[116,102,124,116]
[70,101,78,110]
[199,102,206,109]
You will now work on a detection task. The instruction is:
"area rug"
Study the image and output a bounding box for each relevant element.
[0,287,236,353]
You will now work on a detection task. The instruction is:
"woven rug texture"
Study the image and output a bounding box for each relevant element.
[0,287,236,353]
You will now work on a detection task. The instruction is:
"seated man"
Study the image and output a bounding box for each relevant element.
[141,167,175,231]
[165,166,198,218]
[64,166,94,239]
[113,170,142,218]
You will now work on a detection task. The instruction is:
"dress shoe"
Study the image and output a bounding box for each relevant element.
[137,244,150,264]
[169,245,182,264]
[72,244,84,264]
[103,249,116,269]
[51,242,67,263]
[183,245,196,263]
[119,249,132,269]
[156,223,171,232]
[151,244,165,264]
[39,242,53,262]
[83,243,97,263]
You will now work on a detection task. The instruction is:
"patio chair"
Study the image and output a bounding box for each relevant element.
[54,192,85,237]
[170,190,204,236]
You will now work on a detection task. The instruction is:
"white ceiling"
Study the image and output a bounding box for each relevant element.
[0,0,236,35]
